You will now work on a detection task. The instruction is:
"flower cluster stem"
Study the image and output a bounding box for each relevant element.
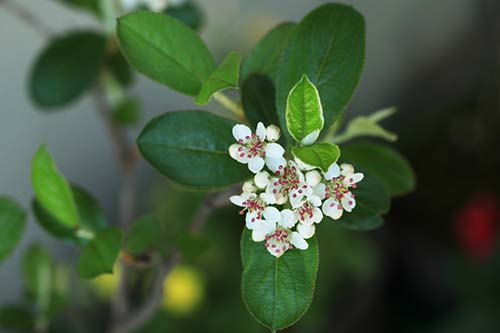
[213,92,246,121]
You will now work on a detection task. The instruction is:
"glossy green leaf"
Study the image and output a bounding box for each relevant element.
[164,1,204,31]
[117,11,216,95]
[277,4,365,141]
[241,22,296,82]
[30,31,106,108]
[0,305,33,330]
[341,142,415,197]
[111,97,141,126]
[32,145,79,228]
[334,176,390,231]
[241,74,279,127]
[22,244,53,313]
[241,229,319,331]
[138,111,250,189]
[127,215,165,255]
[292,143,340,172]
[195,52,241,105]
[107,50,135,87]
[333,107,397,144]
[77,228,122,278]
[286,75,324,145]
[32,184,107,242]
[0,197,26,264]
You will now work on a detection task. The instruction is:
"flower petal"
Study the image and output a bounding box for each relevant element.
[245,211,261,229]
[229,195,245,207]
[256,122,266,141]
[341,193,356,212]
[322,198,343,220]
[313,183,327,200]
[266,156,287,173]
[232,124,252,142]
[291,232,309,250]
[264,143,285,158]
[297,223,315,239]
[260,192,276,205]
[248,156,265,173]
[265,125,280,142]
[305,170,322,187]
[242,180,257,193]
[263,206,281,223]
[312,207,323,223]
[340,163,354,176]
[308,195,322,207]
[345,172,364,186]
[279,209,297,228]
[254,171,270,189]
[325,163,340,180]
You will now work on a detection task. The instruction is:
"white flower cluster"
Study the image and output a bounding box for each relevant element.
[229,123,364,257]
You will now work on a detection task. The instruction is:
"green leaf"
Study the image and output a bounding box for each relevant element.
[241,22,296,82]
[241,229,319,331]
[341,142,415,197]
[0,305,33,330]
[286,75,324,145]
[164,1,204,31]
[292,143,340,172]
[117,11,216,95]
[30,31,106,108]
[277,4,365,141]
[22,244,53,312]
[195,52,241,105]
[333,176,390,231]
[77,228,122,278]
[32,145,79,228]
[111,97,141,126]
[241,74,279,127]
[32,184,107,242]
[137,111,250,189]
[333,107,398,144]
[127,215,165,255]
[0,197,26,264]
[107,50,135,87]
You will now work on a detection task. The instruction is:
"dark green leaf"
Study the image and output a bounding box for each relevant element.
[164,1,204,31]
[77,228,122,278]
[30,31,106,108]
[285,74,324,145]
[138,111,250,189]
[333,176,390,231]
[195,52,241,105]
[32,145,79,228]
[0,305,33,330]
[107,50,135,87]
[241,74,279,128]
[341,142,415,197]
[117,11,216,95]
[127,215,165,255]
[241,229,319,331]
[292,143,340,172]
[241,22,296,82]
[177,233,209,262]
[0,197,26,264]
[33,184,107,242]
[111,97,141,126]
[276,4,365,141]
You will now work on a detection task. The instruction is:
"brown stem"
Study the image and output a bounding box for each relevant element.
[1,0,52,37]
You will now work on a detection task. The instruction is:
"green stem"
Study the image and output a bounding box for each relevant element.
[212,92,245,121]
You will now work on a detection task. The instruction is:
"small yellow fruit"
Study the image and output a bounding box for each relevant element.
[162,265,204,316]
[90,264,121,298]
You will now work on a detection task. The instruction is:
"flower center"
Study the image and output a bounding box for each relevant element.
[238,198,265,222]
[264,227,293,254]
[238,134,266,158]
[325,176,356,204]
[272,165,304,196]
[298,202,314,222]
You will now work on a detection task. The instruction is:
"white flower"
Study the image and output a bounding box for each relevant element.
[266,161,312,206]
[242,180,257,193]
[229,122,285,173]
[294,194,323,225]
[305,170,322,187]
[320,163,364,220]
[265,125,281,142]
[254,171,271,189]
[252,209,297,242]
[229,192,276,229]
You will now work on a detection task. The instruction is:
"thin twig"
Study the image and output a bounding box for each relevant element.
[1,0,52,37]
[213,92,246,121]
[109,185,239,333]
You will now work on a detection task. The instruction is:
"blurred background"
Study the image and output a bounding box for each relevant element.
[1,0,500,332]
